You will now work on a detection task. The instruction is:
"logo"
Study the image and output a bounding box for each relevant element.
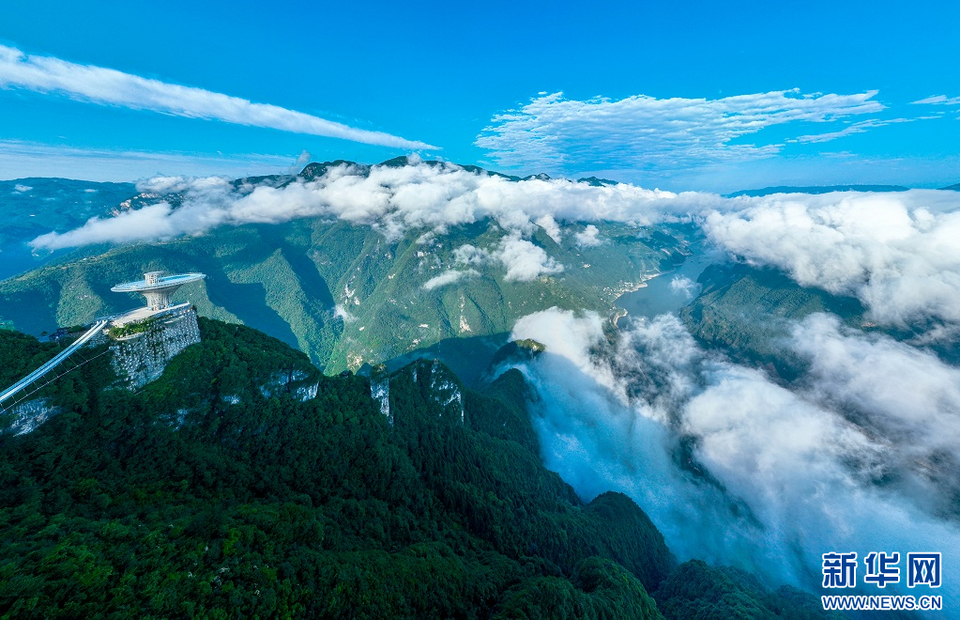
[822,550,944,612]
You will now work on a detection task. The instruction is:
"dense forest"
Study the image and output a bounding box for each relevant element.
[0,319,838,618]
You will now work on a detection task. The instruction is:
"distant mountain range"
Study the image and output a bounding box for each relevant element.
[0,161,691,373]
[2,161,957,376]
[0,178,137,280]
[725,184,910,197]
[726,182,960,197]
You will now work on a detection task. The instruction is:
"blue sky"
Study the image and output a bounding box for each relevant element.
[1,0,958,191]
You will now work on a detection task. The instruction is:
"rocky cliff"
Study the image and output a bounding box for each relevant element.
[110,306,201,389]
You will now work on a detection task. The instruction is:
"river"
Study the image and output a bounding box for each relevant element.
[615,243,725,325]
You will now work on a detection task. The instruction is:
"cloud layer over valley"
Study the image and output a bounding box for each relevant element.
[29,161,695,272]
[31,160,960,337]
[706,190,960,330]
[508,309,960,595]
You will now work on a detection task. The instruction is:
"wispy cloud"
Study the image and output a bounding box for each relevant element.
[0,44,436,150]
[912,95,960,106]
[794,117,914,144]
[423,268,479,290]
[574,224,602,247]
[476,90,885,174]
[0,139,295,182]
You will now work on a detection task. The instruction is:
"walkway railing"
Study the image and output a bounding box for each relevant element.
[0,320,109,407]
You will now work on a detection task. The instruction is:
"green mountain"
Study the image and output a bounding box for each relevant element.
[680,262,960,373]
[0,178,138,280]
[576,176,622,187]
[679,264,868,380]
[0,320,835,618]
[0,163,692,373]
[656,561,843,620]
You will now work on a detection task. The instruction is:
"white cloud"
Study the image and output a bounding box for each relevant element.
[574,224,602,247]
[497,233,564,281]
[535,214,562,243]
[136,174,231,195]
[794,117,913,144]
[333,304,356,323]
[513,309,607,374]
[791,314,960,462]
[293,150,312,171]
[452,243,492,267]
[0,44,435,150]
[31,160,704,250]
[476,89,884,175]
[912,95,960,106]
[452,235,563,283]
[507,309,960,593]
[32,202,178,248]
[423,268,479,290]
[668,275,699,299]
[704,190,960,330]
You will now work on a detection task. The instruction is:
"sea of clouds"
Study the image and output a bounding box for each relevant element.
[30,160,694,250]
[30,160,960,333]
[509,309,960,596]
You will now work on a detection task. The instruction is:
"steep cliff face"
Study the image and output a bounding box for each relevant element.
[110,307,201,389]
[4,397,61,436]
[258,368,319,402]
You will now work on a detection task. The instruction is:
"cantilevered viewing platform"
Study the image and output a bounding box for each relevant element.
[110,271,205,327]
[111,271,205,312]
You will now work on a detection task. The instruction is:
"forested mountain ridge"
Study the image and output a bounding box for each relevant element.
[0,318,672,617]
[0,319,838,618]
[680,262,960,373]
[7,160,923,380]
[0,158,691,373]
